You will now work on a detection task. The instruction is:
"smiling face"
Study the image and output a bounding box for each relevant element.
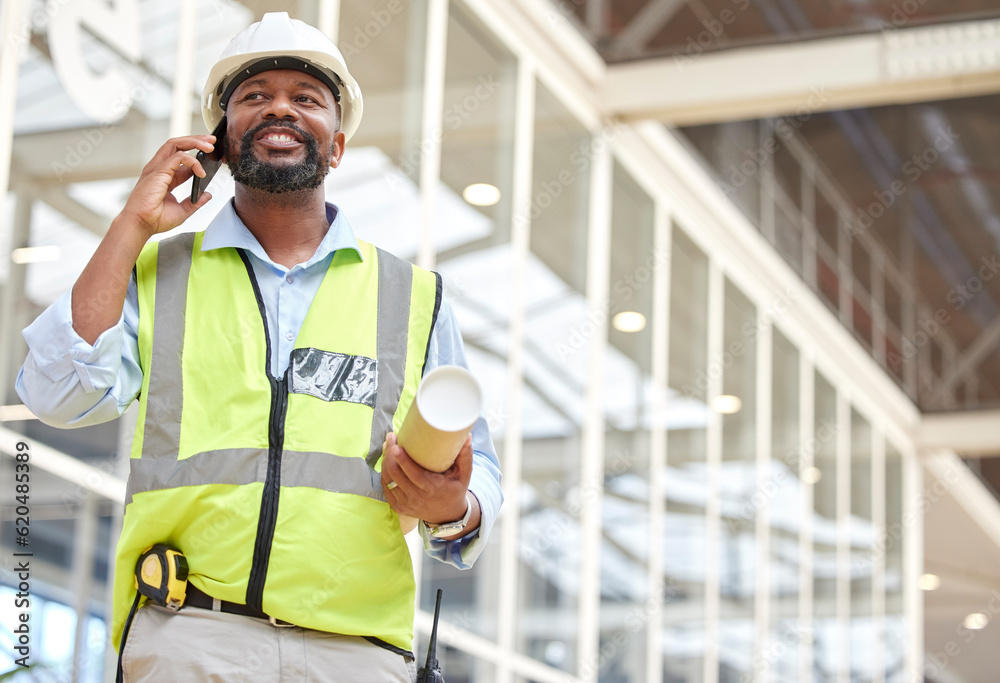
[224,69,346,194]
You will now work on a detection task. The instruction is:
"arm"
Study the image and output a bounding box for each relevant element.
[378,297,503,569]
[15,135,217,426]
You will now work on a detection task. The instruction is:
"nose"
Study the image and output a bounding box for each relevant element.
[263,91,297,120]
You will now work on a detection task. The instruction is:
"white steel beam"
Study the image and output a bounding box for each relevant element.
[919,409,1000,455]
[646,203,671,683]
[496,55,536,683]
[169,0,198,138]
[703,259,724,683]
[71,496,98,683]
[0,426,127,503]
[417,0,449,272]
[604,18,1000,126]
[753,318,772,683]
[0,0,27,269]
[32,184,110,237]
[577,131,613,683]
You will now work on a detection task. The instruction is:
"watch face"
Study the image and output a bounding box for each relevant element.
[429,523,465,539]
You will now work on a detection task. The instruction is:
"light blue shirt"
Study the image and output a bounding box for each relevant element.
[15,199,501,569]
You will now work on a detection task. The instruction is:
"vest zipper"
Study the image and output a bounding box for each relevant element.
[246,372,288,613]
[236,248,289,614]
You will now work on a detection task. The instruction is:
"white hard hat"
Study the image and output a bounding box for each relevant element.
[202,12,363,142]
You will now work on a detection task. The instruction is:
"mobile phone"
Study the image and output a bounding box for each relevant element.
[191,116,226,203]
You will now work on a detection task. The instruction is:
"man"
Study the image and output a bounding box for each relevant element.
[16,12,501,682]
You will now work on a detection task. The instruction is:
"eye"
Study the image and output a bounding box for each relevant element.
[242,92,266,101]
[295,95,318,104]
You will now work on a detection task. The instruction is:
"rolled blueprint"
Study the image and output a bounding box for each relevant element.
[394,365,482,534]
[397,365,483,472]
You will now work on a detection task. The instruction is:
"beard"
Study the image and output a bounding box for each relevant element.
[228,121,334,193]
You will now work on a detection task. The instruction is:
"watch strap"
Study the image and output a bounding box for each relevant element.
[422,492,473,539]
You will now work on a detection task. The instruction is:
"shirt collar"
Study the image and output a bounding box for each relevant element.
[200,198,363,270]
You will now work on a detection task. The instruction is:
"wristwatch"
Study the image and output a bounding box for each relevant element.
[422,493,474,539]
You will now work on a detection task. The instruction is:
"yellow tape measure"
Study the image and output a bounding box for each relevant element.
[134,544,188,611]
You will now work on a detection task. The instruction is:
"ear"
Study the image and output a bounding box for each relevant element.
[329,130,347,170]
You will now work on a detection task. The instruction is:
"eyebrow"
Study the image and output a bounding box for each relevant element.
[238,78,325,96]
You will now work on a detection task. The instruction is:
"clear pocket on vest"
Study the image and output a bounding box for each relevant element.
[289,347,378,407]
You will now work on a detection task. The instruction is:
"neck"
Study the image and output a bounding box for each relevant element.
[233,185,330,268]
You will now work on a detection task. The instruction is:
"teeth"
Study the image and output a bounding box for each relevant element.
[264,134,295,142]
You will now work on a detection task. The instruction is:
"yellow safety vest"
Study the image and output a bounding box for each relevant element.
[111,230,441,652]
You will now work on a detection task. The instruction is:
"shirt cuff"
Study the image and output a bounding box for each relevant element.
[420,453,502,569]
[22,289,126,393]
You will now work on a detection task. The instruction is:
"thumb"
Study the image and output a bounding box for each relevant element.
[185,191,213,216]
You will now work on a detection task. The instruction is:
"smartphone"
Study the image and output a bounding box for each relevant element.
[191,116,227,203]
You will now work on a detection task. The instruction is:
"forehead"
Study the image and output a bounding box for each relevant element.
[231,69,335,102]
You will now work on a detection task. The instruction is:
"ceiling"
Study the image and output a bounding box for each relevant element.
[558,0,1000,414]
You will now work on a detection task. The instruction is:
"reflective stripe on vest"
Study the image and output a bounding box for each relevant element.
[111,230,441,652]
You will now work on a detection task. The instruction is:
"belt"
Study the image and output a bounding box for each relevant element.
[184,584,294,627]
[183,584,415,660]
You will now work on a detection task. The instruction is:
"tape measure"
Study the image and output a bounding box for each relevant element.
[133,544,188,611]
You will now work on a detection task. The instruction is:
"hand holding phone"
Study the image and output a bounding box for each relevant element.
[191,117,227,203]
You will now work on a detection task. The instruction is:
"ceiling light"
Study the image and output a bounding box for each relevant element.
[12,246,60,264]
[462,183,501,207]
[0,404,36,422]
[919,573,941,591]
[963,613,989,630]
[711,395,742,414]
[801,466,822,484]
[612,311,646,333]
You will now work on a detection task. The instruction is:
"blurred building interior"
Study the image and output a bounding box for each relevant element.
[2,0,1000,681]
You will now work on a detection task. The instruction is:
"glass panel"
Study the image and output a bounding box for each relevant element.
[516,80,592,673]
[719,280,757,681]
[597,162,656,681]
[435,647,495,683]
[418,0,517,642]
[769,329,801,682]
[812,371,838,680]
[885,444,906,683]
[850,410,874,680]
[335,0,427,256]
[663,228,709,682]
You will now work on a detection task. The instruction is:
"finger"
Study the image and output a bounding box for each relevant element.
[382,443,418,493]
[166,164,195,192]
[148,135,216,167]
[391,444,435,493]
[174,151,208,178]
[444,434,474,483]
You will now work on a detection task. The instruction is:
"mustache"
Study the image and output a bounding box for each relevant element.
[241,120,315,146]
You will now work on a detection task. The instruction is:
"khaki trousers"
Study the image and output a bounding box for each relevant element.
[121,604,417,682]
